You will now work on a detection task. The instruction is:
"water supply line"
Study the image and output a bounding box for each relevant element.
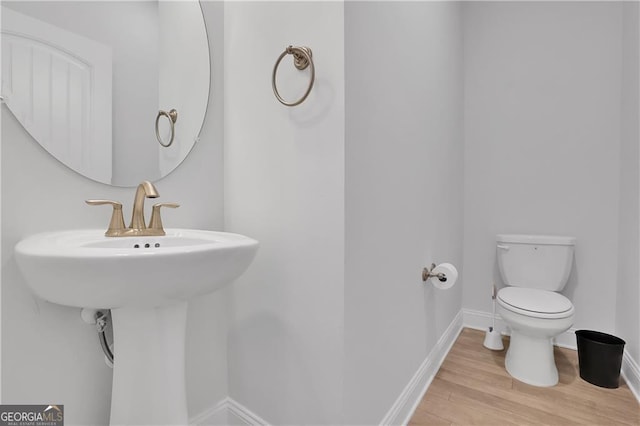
[95,310,114,365]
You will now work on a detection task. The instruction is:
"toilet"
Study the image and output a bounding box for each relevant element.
[495,234,576,387]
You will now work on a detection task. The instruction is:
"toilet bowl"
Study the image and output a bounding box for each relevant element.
[497,287,575,386]
[495,234,576,387]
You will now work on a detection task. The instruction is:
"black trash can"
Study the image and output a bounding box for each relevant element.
[575,330,625,388]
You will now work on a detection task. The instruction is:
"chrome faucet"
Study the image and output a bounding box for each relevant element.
[86,180,179,237]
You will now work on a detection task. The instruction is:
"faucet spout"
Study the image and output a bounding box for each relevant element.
[130,180,159,231]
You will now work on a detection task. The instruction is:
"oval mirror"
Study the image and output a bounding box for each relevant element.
[1,1,210,187]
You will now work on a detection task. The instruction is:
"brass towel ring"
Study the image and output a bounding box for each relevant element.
[272,46,315,107]
[155,109,178,147]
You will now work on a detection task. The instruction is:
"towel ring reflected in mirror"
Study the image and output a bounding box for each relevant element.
[272,45,315,107]
[156,109,178,147]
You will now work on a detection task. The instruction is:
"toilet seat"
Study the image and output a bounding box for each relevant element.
[497,287,574,319]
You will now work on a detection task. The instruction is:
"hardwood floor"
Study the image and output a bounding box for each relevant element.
[409,328,640,425]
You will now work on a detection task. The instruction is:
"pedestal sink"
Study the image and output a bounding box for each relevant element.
[15,229,258,425]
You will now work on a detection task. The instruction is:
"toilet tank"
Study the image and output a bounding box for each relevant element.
[496,234,575,291]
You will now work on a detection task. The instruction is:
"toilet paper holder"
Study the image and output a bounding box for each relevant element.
[422,263,448,282]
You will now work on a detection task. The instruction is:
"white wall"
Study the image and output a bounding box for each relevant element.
[344,2,463,424]
[462,2,623,334]
[185,1,229,418]
[0,2,226,423]
[223,2,345,424]
[616,1,640,365]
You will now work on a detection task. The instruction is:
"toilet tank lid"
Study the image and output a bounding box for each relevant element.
[496,234,576,246]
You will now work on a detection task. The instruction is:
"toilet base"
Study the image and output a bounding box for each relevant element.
[505,330,558,387]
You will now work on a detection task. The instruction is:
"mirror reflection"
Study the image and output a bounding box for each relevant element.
[1,1,210,186]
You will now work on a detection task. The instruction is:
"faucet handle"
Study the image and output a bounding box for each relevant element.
[148,203,180,235]
[86,200,126,236]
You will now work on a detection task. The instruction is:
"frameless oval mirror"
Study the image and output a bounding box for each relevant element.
[1,1,210,187]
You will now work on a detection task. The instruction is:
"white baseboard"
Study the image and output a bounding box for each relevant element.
[553,330,578,350]
[227,399,270,426]
[622,351,640,404]
[190,397,270,426]
[190,398,229,426]
[379,310,463,426]
[191,312,464,426]
[192,308,638,426]
[462,308,507,334]
[462,308,577,350]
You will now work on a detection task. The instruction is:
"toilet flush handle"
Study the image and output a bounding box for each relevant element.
[497,244,510,251]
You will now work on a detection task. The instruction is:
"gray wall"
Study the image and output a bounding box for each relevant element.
[223,2,345,424]
[462,2,623,334]
[616,1,640,366]
[344,2,464,423]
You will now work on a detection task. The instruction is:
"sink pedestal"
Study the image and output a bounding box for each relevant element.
[110,302,188,425]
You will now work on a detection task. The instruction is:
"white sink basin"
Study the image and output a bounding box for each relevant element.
[15,228,258,308]
[15,228,258,425]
